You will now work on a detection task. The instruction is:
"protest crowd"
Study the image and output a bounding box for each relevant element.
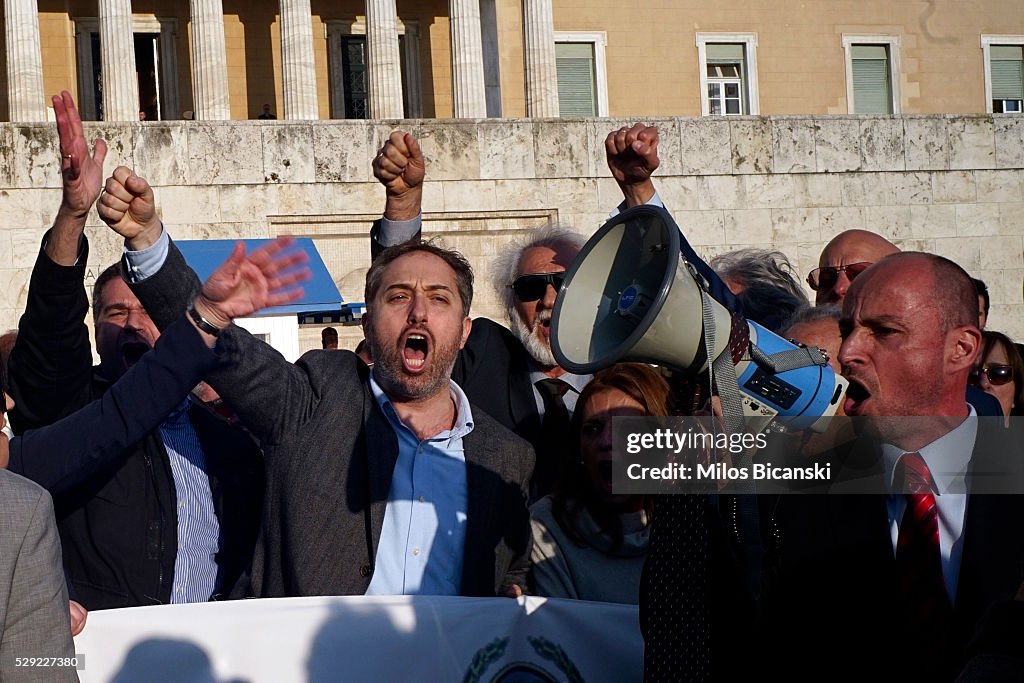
[1,92,1023,682]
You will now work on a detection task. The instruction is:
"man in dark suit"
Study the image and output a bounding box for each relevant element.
[102,184,534,598]
[7,92,263,610]
[760,252,1024,680]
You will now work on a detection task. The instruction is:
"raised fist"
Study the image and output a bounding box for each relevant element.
[605,123,660,190]
[97,166,161,245]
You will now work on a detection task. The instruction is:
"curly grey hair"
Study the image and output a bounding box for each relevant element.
[490,224,588,320]
[709,248,809,306]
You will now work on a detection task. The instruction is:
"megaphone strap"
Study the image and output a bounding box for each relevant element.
[699,290,745,435]
[748,344,829,374]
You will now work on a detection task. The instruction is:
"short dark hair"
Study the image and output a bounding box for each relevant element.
[973,277,990,316]
[929,255,979,331]
[365,240,474,316]
[92,262,124,320]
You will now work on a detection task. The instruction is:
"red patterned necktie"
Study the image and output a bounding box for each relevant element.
[893,452,952,667]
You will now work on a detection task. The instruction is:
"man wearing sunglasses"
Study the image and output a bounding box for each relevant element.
[807,229,899,306]
[808,229,1003,418]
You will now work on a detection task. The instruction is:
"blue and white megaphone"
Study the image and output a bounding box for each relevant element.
[551,205,846,432]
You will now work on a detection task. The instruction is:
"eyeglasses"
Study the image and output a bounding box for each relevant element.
[510,272,565,303]
[806,262,873,292]
[969,364,1015,387]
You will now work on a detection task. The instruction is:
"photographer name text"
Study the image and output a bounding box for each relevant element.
[626,461,832,482]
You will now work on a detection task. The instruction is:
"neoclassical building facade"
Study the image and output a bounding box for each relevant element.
[2,0,1022,122]
[0,1,1021,351]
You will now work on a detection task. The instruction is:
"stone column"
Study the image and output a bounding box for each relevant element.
[448,0,486,118]
[364,0,403,118]
[279,0,318,119]
[522,0,558,117]
[4,0,45,121]
[189,0,230,119]
[98,0,139,121]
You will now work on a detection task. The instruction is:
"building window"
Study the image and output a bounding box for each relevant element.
[326,20,422,119]
[696,33,759,116]
[339,36,369,119]
[554,31,608,117]
[982,36,1024,114]
[706,45,746,115]
[842,35,901,114]
[73,16,180,121]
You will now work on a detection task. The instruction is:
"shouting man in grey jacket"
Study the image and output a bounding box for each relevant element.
[96,168,535,599]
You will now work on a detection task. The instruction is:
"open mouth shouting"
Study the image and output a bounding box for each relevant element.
[401,331,431,373]
[843,376,872,416]
[122,341,152,369]
[535,310,552,341]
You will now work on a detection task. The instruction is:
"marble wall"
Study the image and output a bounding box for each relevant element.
[0,114,1021,351]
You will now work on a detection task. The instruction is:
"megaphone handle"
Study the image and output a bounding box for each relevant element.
[748,343,828,374]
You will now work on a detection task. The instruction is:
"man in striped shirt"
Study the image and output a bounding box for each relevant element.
[7,92,263,610]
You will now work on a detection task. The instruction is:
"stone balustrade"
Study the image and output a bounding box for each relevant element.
[0,114,1020,349]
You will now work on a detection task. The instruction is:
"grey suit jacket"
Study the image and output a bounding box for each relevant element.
[130,239,535,597]
[0,470,77,682]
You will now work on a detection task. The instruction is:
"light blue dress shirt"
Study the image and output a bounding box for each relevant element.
[365,374,473,595]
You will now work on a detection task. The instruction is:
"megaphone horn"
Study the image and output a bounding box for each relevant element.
[551,205,847,432]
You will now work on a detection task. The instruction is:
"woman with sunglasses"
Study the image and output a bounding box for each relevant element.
[971,330,1024,426]
[529,363,668,604]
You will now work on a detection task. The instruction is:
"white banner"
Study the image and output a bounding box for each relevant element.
[73,596,642,682]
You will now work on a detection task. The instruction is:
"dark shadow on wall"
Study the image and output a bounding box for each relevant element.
[229,0,278,119]
[397,0,441,118]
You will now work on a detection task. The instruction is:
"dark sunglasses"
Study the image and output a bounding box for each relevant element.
[969,364,1014,387]
[806,262,873,292]
[510,272,566,302]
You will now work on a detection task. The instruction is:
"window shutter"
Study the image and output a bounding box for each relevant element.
[556,43,597,117]
[851,45,892,114]
[706,43,745,64]
[991,45,1024,100]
